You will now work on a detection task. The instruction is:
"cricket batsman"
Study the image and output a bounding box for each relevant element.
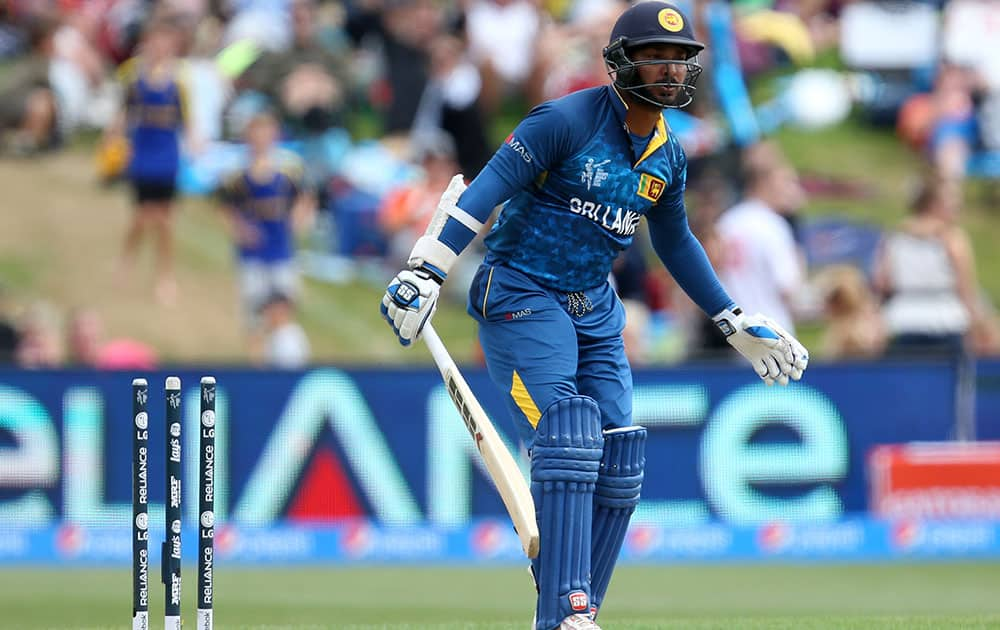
[381,2,809,628]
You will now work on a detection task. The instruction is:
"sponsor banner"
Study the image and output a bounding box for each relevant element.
[870,442,1000,519]
[621,519,1000,562]
[0,520,526,565]
[887,519,999,556]
[623,523,735,560]
[0,363,971,529]
[3,519,1000,565]
[751,520,870,558]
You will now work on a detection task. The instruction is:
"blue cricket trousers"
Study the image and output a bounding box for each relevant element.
[467,262,633,449]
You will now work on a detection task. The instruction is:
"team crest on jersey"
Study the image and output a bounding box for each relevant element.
[637,173,666,202]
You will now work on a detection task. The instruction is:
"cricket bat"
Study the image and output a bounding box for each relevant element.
[422,323,540,559]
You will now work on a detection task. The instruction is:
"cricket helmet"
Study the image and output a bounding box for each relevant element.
[603,1,704,108]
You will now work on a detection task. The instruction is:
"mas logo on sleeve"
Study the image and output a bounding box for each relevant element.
[504,133,533,163]
[658,8,684,32]
[637,172,666,202]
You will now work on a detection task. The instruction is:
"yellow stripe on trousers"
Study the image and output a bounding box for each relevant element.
[511,370,542,428]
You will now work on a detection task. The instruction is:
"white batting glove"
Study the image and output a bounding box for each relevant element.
[764,316,809,382]
[713,307,808,386]
[381,268,442,346]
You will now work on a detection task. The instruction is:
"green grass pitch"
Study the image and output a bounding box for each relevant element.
[2,563,999,629]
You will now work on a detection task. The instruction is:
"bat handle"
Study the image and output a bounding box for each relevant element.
[421,323,454,375]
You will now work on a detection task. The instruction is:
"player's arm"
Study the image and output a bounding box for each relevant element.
[647,148,807,384]
[409,102,576,281]
[381,103,577,345]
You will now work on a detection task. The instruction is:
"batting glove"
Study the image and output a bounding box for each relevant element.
[713,307,809,385]
[766,316,809,382]
[381,267,442,346]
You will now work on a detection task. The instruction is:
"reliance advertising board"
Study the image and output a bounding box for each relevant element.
[0,361,998,564]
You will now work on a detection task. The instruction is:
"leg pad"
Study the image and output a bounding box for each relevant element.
[590,426,646,614]
[531,396,604,630]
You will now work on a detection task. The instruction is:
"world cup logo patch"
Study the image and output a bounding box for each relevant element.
[658,8,684,32]
[637,173,666,202]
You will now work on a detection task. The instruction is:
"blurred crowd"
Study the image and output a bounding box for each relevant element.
[0,0,999,367]
[0,287,158,369]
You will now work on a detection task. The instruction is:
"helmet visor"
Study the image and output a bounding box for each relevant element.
[607,56,703,109]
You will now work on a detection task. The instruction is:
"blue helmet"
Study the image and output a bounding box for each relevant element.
[602,1,704,109]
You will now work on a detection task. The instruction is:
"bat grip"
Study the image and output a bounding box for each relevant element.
[421,323,454,375]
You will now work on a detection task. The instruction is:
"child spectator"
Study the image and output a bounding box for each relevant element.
[256,291,310,368]
[219,110,315,340]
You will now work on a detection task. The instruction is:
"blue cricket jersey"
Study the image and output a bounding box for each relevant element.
[220,150,303,263]
[438,85,732,316]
